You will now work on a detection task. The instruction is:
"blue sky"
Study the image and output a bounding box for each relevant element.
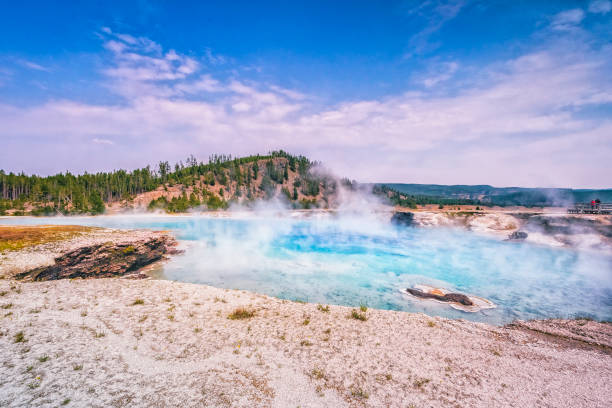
[1,0,611,187]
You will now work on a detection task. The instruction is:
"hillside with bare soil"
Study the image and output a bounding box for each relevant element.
[0,152,342,215]
[107,156,337,213]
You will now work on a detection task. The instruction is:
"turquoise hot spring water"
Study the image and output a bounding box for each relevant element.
[2,214,611,325]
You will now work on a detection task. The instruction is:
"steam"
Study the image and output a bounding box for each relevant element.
[214,162,396,232]
[518,214,612,252]
[153,214,612,324]
[3,182,611,325]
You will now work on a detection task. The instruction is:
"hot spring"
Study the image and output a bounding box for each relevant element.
[4,214,611,325]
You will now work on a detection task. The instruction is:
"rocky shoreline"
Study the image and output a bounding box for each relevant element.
[393,210,612,251]
[0,226,178,280]
[15,234,179,281]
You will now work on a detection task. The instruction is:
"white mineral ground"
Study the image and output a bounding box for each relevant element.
[409,211,612,251]
[0,227,611,407]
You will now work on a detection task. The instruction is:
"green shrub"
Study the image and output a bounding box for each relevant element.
[14,331,26,343]
[349,310,367,321]
[228,307,255,320]
[316,304,330,313]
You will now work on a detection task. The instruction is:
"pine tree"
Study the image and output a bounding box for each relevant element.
[89,192,105,214]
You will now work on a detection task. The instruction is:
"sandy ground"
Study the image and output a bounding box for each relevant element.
[0,278,610,408]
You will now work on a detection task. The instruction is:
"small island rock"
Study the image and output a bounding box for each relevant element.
[391,212,415,226]
[405,288,474,306]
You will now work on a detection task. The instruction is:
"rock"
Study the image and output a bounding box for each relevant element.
[16,235,179,281]
[405,288,474,306]
[507,231,528,241]
[391,212,415,226]
[442,293,474,306]
[121,272,151,280]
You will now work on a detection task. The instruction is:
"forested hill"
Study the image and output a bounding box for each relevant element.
[4,154,609,216]
[378,183,612,207]
[0,151,339,215]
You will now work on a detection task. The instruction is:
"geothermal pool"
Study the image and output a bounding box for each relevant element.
[3,214,612,324]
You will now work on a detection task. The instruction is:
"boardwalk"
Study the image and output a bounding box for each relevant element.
[567,203,612,214]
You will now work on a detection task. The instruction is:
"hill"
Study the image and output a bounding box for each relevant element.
[0,151,339,215]
[378,183,612,208]
[4,155,610,215]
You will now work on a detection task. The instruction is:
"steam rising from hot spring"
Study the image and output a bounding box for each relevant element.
[131,212,610,325]
[2,192,611,324]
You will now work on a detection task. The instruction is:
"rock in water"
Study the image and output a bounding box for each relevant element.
[17,235,178,281]
[507,231,528,241]
[442,293,474,306]
[391,212,415,226]
[405,288,474,306]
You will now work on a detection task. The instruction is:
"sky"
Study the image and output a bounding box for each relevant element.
[1,0,611,188]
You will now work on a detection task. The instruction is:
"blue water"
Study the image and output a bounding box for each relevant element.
[3,214,611,324]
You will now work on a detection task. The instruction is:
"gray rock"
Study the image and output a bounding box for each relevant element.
[405,288,474,306]
[16,235,179,281]
[391,212,415,226]
[507,231,528,241]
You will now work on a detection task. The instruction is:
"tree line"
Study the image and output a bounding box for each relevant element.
[0,150,319,215]
[373,185,481,208]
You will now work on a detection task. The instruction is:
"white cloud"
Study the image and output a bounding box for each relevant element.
[551,9,585,31]
[175,74,223,94]
[92,138,115,145]
[232,101,251,112]
[204,48,227,65]
[1,29,611,188]
[16,59,49,72]
[269,85,306,100]
[421,61,458,87]
[404,0,468,56]
[588,0,611,14]
[101,30,191,83]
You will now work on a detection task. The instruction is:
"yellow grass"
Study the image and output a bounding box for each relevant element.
[228,307,256,320]
[0,225,97,253]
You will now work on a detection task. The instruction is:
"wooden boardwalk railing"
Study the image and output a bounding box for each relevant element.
[567,203,612,214]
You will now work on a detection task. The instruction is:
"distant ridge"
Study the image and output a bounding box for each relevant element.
[378,183,612,207]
